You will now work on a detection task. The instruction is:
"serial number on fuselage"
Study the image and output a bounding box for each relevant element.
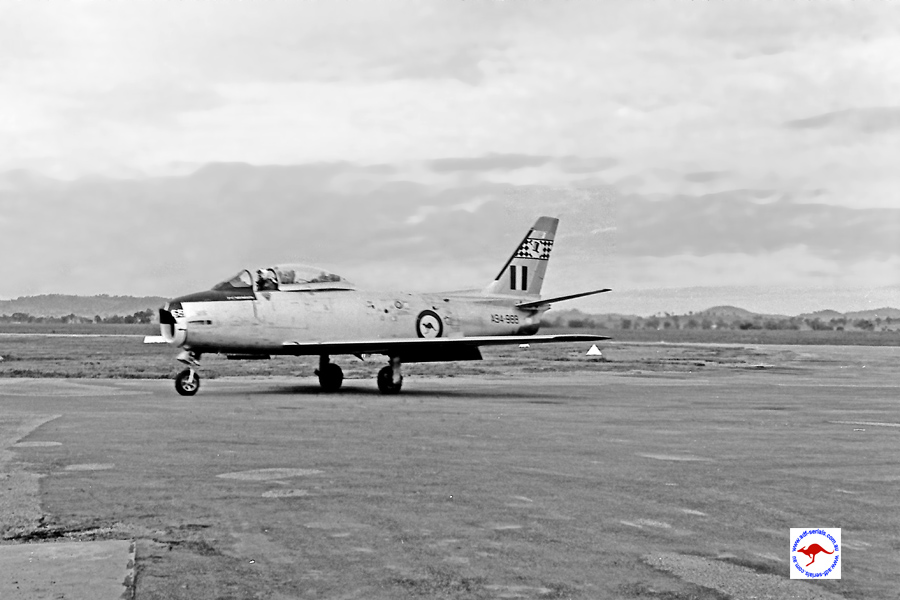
[490,313,520,324]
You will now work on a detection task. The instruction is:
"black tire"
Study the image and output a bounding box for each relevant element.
[317,363,343,392]
[175,369,200,396]
[377,366,403,394]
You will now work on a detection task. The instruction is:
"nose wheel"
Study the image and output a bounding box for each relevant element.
[175,368,200,396]
[174,350,202,396]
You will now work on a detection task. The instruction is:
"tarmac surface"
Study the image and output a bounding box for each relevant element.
[0,343,897,599]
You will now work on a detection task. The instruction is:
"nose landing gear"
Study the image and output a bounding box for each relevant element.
[175,368,200,396]
[174,350,202,396]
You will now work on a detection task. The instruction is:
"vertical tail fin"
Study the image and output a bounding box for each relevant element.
[483,216,558,297]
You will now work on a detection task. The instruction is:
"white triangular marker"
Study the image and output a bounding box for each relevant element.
[586,344,602,356]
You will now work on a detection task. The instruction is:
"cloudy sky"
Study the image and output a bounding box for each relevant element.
[1,0,898,315]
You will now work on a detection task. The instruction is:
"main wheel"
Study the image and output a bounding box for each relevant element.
[377,366,403,394]
[175,369,200,396]
[317,363,343,392]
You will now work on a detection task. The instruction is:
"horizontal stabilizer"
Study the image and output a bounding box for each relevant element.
[516,288,611,310]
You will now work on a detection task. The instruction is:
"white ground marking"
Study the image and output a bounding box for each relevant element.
[636,519,672,529]
[505,495,535,508]
[681,508,707,516]
[841,539,871,550]
[638,453,713,462]
[217,468,322,481]
[64,463,115,471]
[647,552,844,600]
[12,441,62,448]
[484,584,553,596]
[261,489,309,498]
[491,524,523,531]
[830,420,900,428]
[620,519,672,530]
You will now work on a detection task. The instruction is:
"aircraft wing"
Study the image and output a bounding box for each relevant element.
[277,333,610,360]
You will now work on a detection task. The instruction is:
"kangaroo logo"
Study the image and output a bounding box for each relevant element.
[790,528,841,579]
[416,310,443,338]
[796,543,834,567]
[515,237,553,260]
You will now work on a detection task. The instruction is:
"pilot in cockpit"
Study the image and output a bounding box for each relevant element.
[256,269,278,291]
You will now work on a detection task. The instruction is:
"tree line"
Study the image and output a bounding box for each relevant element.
[542,314,896,332]
[0,308,156,325]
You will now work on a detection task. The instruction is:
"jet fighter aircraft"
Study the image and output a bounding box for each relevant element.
[157,216,610,395]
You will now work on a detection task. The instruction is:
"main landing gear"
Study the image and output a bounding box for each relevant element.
[316,355,403,394]
[175,351,201,396]
[315,355,344,392]
[377,355,403,394]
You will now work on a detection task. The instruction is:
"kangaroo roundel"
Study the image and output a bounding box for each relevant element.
[416,310,443,338]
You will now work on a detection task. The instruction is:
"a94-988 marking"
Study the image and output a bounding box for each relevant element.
[491,314,519,324]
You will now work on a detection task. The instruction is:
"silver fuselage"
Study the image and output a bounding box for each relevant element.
[161,288,543,355]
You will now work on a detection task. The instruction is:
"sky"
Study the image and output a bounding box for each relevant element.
[1,0,898,315]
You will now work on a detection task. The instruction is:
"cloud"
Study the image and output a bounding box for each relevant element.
[683,171,729,183]
[557,156,618,174]
[785,107,900,133]
[426,153,553,173]
[65,82,227,125]
[379,47,491,86]
[616,193,900,261]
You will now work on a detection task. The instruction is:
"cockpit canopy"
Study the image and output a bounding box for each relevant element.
[212,263,355,293]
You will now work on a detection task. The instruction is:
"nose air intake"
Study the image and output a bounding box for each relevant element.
[159,302,187,346]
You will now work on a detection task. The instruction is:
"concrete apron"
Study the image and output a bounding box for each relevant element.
[0,539,135,600]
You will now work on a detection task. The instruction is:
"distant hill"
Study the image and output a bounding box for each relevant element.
[0,294,167,318]
[545,304,900,332]
[799,309,845,320]
[697,305,760,319]
[845,307,900,320]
